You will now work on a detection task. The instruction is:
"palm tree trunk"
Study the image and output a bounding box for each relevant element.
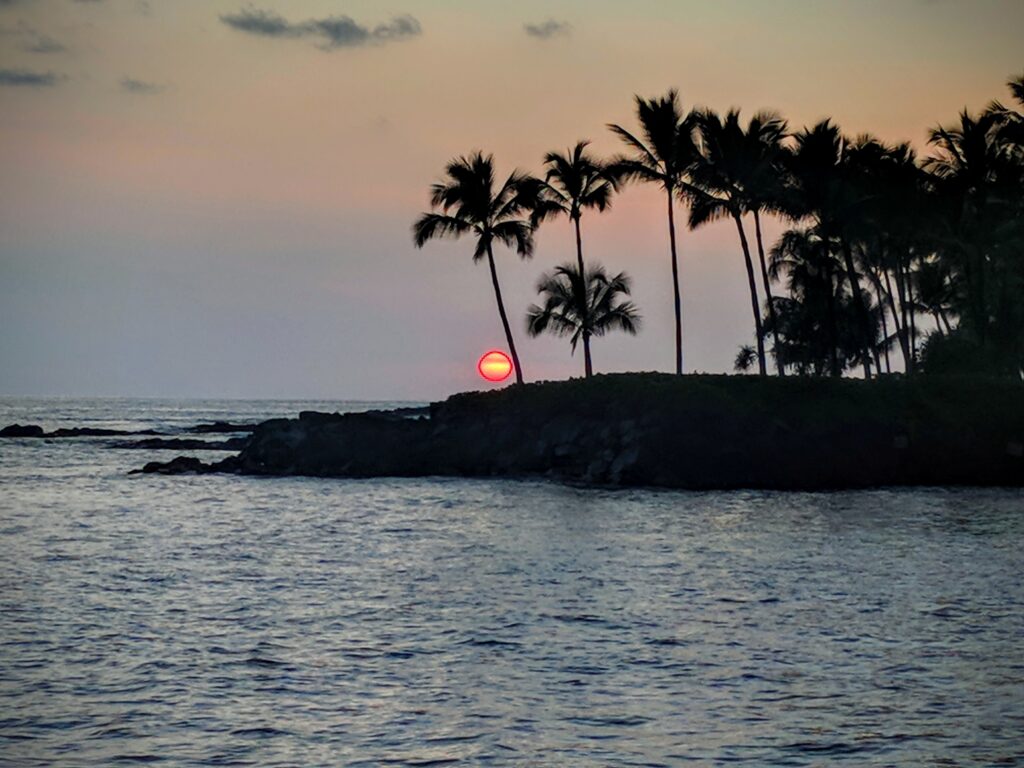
[753,210,784,376]
[734,213,766,375]
[866,266,892,374]
[485,243,524,385]
[938,307,954,335]
[825,263,841,377]
[573,217,598,378]
[878,290,892,374]
[573,216,586,277]
[883,267,911,372]
[666,189,683,375]
[906,266,918,367]
[839,238,874,379]
[894,256,914,375]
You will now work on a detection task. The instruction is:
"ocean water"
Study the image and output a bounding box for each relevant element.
[1,398,1023,766]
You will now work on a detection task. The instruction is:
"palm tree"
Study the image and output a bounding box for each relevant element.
[785,120,877,377]
[985,72,1024,147]
[768,227,859,376]
[608,90,697,374]
[412,152,536,385]
[532,141,616,277]
[526,263,641,378]
[924,104,1024,372]
[741,111,790,375]
[688,108,769,375]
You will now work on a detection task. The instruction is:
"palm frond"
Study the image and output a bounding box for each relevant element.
[412,213,471,248]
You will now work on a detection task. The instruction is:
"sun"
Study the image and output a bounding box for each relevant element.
[477,350,513,382]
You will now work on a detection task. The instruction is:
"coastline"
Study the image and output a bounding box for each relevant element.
[130,374,1024,490]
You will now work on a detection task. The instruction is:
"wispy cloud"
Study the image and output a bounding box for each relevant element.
[524,19,572,40]
[121,76,165,94]
[220,7,422,50]
[219,7,419,51]
[0,68,62,87]
[0,21,68,53]
[26,33,66,53]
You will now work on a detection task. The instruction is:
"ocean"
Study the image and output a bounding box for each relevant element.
[1,398,1022,766]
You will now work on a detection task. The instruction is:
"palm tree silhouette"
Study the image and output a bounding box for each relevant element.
[526,263,641,378]
[412,152,536,385]
[689,108,770,375]
[532,141,616,277]
[608,90,697,375]
[785,121,877,377]
[740,111,790,375]
[768,227,854,375]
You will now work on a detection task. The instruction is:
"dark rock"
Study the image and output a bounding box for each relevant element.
[185,421,258,434]
[1,424,162,438]
[110,437,248,451]
[298,411,344,424]
[134,456,209,475]
[129,374,1024,490]
[49,427,161,437]
[0,424,44,437]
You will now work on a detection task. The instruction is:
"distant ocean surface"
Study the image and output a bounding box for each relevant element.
[1,397,1023,766]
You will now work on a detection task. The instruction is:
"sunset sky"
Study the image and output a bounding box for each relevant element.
[1,0,1021,399]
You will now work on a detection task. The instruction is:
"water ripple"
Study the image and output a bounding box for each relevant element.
[1,399,1023,765]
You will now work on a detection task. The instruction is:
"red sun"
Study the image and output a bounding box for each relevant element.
[478,350,513,382]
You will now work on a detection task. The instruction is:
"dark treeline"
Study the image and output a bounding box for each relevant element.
[414,73,1024,381]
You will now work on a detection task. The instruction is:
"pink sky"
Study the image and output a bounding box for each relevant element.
[1,0,1021,398]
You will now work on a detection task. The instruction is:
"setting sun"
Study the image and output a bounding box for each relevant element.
[477,350,513,382]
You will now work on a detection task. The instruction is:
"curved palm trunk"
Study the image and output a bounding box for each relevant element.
[582,332,593,378]
[666,189,683,375]
[938,307,953,335]
[485,243,524,385]
[865,265,892,374]
[882,266,911,372]
[734,213,767,375]
[839,238,874,379]
[753,210,785,376]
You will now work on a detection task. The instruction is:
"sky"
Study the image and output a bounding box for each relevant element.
[1,0,1021,400]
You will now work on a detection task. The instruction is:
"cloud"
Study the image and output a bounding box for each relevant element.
[0,68,62,87]
[26,32,66,53]
[0,21,68,53]
[524,19,572,40]
[120,77,164,94]
[220,7,422,50]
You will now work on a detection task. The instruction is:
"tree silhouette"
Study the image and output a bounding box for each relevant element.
[608,90,697,375]
[784,121,878,377]
[739,111,790,375]
[532,141,616,278]
[412,152,536,385]
[526,263,640,378]
[689,108,771,375]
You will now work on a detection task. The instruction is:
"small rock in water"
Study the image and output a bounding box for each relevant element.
[0,424,45,437]
[135,456,209,475]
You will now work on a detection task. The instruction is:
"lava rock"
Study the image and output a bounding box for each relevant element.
[0,424,45,437]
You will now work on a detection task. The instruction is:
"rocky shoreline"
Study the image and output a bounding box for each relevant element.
[0,420,256,452]
[116,374,1024,490]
